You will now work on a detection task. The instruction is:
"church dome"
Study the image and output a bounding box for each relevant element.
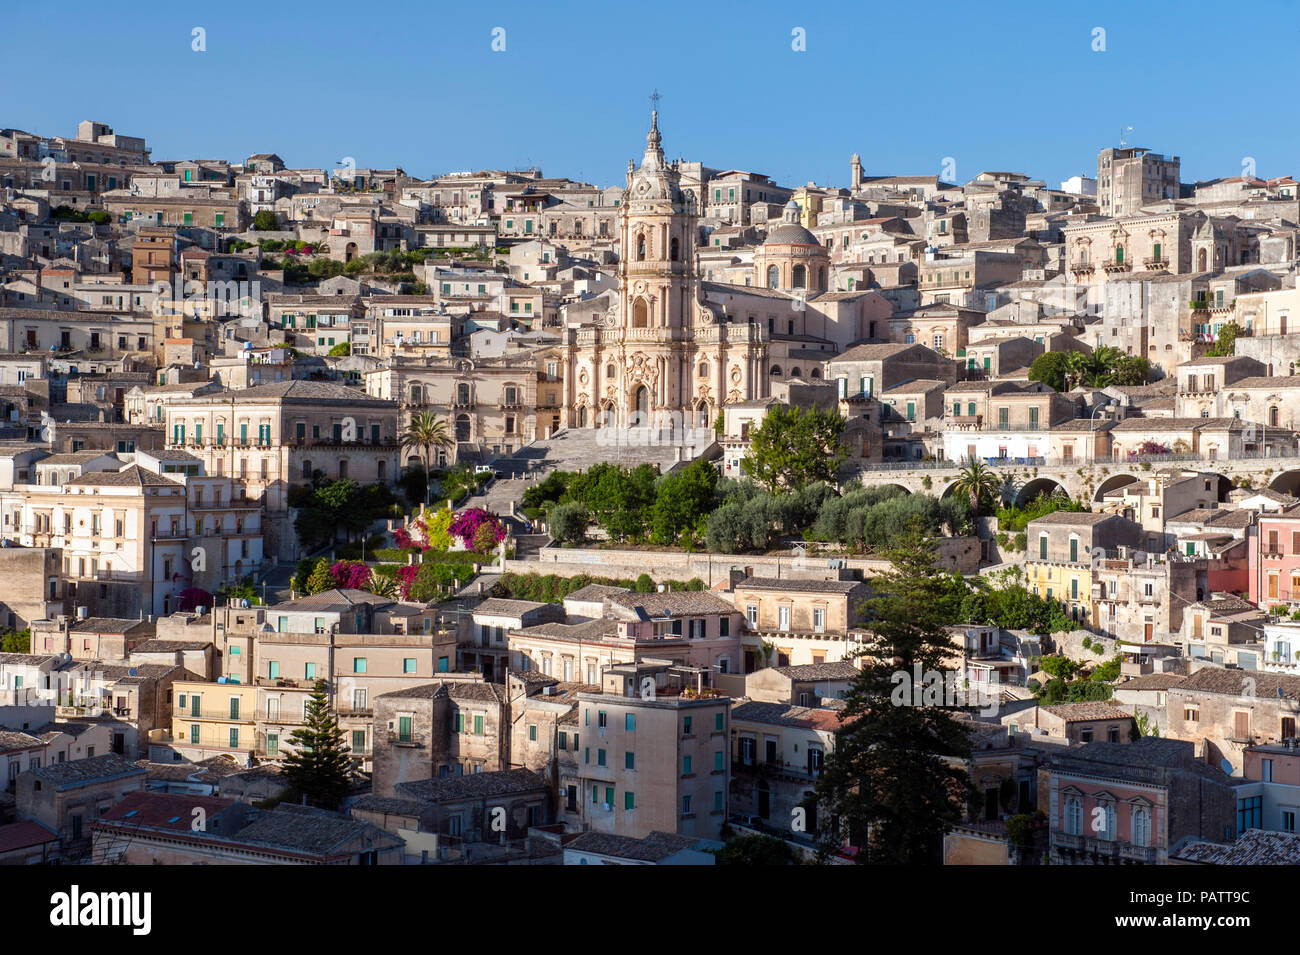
[763,198,820,246]
[763,222,821,246]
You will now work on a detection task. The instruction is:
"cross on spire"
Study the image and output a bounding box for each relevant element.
[649,89,661,112]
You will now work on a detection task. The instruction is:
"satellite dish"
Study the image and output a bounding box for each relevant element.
[1220,758,1235,776]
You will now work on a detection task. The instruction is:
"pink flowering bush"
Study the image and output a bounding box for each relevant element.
[392,526,415,549]
[395,564,419,600]
[330,560,372,591]
[177,587,213,613]
[449,508,505,554]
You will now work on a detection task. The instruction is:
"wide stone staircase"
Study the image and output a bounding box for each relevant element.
[492,427,716,477]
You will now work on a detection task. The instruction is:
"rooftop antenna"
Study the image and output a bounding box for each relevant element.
[1119,126,1134,148]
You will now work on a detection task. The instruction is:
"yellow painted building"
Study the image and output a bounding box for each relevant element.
[169,679,258,761]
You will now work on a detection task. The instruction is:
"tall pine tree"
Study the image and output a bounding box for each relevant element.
[814,528,974,864]
[283,680,352,810]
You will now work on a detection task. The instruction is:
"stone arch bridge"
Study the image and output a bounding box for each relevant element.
[854,453,1300,505]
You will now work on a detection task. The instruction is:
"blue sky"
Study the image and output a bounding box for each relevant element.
[6,0,1290,190]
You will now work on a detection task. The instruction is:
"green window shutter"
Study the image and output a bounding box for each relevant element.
[597,749,606,766]
[625,714,635,731]
[592,785,599,804]
[190,724,199,743]
[625,751,634,769]
[605,787,614,806]
[715,713,724,732]
[683,755,692,774]
[398,716,412,742]
[528,725,537,741]
[229,728,239,748]
[474,714,484,735]
[624,792,635,810]
[456,713,464,733]
[715,751,724,771]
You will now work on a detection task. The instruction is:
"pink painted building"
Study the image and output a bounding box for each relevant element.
[1249,506,1300,606]
[1041,738,1239,864]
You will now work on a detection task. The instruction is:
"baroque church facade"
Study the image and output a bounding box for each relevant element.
[556,111,883,434]
[560,112,771,432]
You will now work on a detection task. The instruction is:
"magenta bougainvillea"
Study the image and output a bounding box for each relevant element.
[177,587,213,613]
[392,526,415,550]
[395,564,419,600]
[330,560,372,591]
[449,508,505,554]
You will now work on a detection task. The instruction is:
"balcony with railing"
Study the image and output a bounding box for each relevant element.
[1053,830,1158,863]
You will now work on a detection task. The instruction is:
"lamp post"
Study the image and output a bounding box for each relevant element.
[1090,400,1120,463]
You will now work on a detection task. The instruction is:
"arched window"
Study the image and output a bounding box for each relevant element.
[1132,807,1150,847]
[790,367,802,378]
[770,365,783,377]
[698,362,709,379]
[632,300,649,328]
[697,403,710,428]
[792,265,807,289]
[578,405,588,428]
[1065,797,1081,835]
[766,265,779,289]
[1271,406,1280,427]
[1098,802,1116,842]
[456,382,470,405]
[636,234,647,261]
[606,363,616,379]
[810,368,821,379]
[454,413,471,442]
[670,237,679,261]
[409,384,422,403]
[1197,248,1207,271]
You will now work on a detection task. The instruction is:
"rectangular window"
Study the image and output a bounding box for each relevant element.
[398,716,412,743]
[403,658,416,674]
[625,714,635,732]
[474,714,484,735]
[624,791,635,811]
[353,657,367,673]
[528,724,537,742]
[597,749,607,767]
[229,728,239,748]
[683,755,693,775]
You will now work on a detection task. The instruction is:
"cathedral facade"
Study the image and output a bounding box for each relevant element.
[560,112,771,432]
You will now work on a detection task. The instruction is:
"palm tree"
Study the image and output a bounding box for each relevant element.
[400,410,453,508]
[1063,350,1101,390]
[952,457,1001,518]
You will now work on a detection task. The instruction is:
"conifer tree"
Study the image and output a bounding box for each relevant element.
[814,528,973,864]
[283,680,352,810]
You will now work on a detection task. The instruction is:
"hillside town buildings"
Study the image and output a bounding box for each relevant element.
[5,107,1300,873]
